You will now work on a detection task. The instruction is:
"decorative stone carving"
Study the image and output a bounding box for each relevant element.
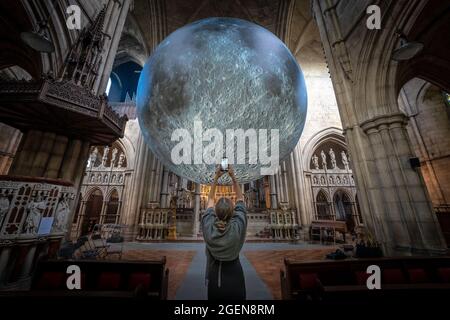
[53,197,70,232]
[111,148,118,167]
[176,189,191,208]
[321,150,327,169]
[311,154,319,170]
[24,198,46,234]
[279,202,289,211]
[89,147,99,168]
[268,209,298,239]
[343,176,348,184]
[118,152,125,168]
[329,148,336,169]
[102,146,109,167]
[0,195,9,227]
[341,151,349,170]
[313,176,318,185]
[244,188,257,209]
[137,208,170,240]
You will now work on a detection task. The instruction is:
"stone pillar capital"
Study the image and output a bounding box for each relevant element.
[360,113,409,134]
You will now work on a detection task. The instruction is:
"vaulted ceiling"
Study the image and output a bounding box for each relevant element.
[163,0,283,34]
[0,0,42,78]
[120,0,327,72]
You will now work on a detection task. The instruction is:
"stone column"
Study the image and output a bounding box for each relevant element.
[10,130,89,183]
[269,175,278,210]
[275,166,284,203]
[147,153,158,201]
[182,178,188,189]
[192,183,201,237]
[177,175,183,201]
[358,114,447,254]
[0,245,12,285]
[115,200,123,224]
[0,124,21,175]
[18,244,37,279]
[127,136,151,229]
[160,168,170,208]
[263,177,270,208]
[282,161,290,204]
[99,200,108,224]
[295,143,311,226]
[74,200,87,238]
[154,161,164,202]
[9,130,43,176]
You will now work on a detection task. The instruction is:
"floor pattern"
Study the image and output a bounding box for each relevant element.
[115,242,336,300]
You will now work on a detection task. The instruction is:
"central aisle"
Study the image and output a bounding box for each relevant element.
[120,242,329,300]
[175,245,273,300]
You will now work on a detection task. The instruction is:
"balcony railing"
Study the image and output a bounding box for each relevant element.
[0,79,127,144]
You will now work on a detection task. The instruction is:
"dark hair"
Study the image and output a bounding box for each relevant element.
[215,197,233,221]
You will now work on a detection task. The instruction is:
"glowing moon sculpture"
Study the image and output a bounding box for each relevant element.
[137,18,307,184]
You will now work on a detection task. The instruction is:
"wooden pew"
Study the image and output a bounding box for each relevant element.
[0,258,169,300]
[280,256,450,301]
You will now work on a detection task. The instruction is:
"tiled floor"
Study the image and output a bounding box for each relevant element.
[116,242,335,300]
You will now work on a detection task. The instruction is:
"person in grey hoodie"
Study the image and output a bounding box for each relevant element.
[201,164,247,300]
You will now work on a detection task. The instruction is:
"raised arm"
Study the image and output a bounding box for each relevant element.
[228,165,244,202]
[207,165,223,209]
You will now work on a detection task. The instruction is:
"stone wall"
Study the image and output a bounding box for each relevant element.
[400,79,450,206]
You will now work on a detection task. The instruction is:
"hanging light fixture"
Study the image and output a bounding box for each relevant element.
[20,21,55,53]
[392,32,424,61]
[20,0,67,53]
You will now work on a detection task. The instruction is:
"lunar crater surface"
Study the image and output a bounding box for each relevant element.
[137,18,307,184]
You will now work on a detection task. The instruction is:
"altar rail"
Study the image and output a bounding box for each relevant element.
[136,206,299,241]
[137,208,170,240]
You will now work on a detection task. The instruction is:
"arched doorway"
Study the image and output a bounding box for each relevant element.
[315,190,331,220]
[105,189,120,224]
[82,189,103,235]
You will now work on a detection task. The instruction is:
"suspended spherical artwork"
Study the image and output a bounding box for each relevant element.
[137,18,307,184]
